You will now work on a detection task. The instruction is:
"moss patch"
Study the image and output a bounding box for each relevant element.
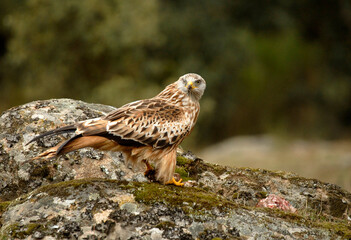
[24,223,42,236]
[0,223,19,239]
[126,182,238,214]
[257,206,351,238]
[0,201,11,215]
[316,221,351,238]
[176,155,192,166]
[1,178,350,238]
[175,166,193,181]
[10,178,119,207]
[35,178,106,197]
[0,223,46,239]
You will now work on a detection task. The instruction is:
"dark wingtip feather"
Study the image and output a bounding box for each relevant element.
[26,125,76,145]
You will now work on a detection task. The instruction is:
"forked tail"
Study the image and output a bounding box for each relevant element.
[28,125,113,159]
[28,124,77,159]
[27,125,76,145]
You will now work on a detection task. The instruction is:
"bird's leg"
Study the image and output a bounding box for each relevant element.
[142,160,184,186]
[143,159,153,172]
[166,173,184,187]
[143,160,156,181]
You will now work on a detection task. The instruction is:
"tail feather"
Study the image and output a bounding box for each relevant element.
[27,125,76,145]
[33,135,114,159]
[57,136,115,155]
[56,134,82,155]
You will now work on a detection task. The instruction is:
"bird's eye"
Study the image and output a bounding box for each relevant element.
[182,79,187,84]
[195,80,201,84]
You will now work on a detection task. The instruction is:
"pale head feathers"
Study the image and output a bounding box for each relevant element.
[176,73,206,101]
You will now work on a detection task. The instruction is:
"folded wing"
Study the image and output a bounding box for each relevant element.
[76,98,192,149]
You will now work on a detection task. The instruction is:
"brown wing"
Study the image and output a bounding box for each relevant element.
[75,98,196,149]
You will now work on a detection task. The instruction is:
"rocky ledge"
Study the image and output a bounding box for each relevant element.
[0,99,350,239]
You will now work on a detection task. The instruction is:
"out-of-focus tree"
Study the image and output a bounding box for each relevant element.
[2,0,163,108]
[0,0,350,147]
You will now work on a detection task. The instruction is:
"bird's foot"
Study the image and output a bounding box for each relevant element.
[166,177,184,187]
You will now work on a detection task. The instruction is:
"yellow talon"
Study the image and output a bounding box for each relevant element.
[166,177,184,187]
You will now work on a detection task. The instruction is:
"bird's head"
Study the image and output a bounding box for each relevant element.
[177,73,206,101]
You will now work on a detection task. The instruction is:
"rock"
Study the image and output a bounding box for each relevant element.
[0,99,150,201]
[0,180,349,239]
[0,99,350,239]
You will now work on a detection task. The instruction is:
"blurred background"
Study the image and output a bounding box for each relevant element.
[0,0,350,190]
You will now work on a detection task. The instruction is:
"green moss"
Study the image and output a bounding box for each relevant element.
[10,178,119,207]
[128,182,238,214]
[7,178,241,215]
[1,223,19,238]
[36,178,96,196]
[0,223,44,239]
[175,166,187,176]
[317,221,351,238]
[175,166,193,181]
[0,201,11,214]
[176,155,192,166]
[156,221,176,229]
[232,192,239,199]
[24,223,41,235]
[256,205,351,238]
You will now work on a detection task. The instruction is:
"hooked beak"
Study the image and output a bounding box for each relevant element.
[186,81,195,90]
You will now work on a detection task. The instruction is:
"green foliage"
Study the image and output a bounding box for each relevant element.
[1,0,162,105]
[0,0,350,146]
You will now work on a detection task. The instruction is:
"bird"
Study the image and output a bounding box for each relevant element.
[28,73,206,186]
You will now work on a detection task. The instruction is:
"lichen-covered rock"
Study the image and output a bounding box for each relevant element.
[0,99,147,201]
[0,99,350,239]
[0,180,347,239]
